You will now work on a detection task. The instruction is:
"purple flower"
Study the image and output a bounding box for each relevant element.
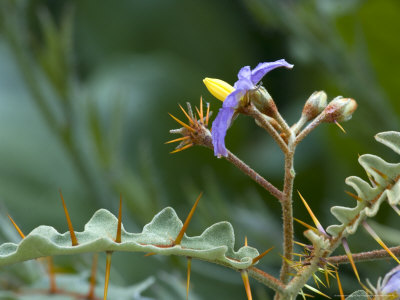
[381,266,400,296]
[211,59,294,157]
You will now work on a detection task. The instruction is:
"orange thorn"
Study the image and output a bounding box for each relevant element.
[144,252,156,257]
[324,266,330,288]
[87,253,98,299]
[241,270,253,300]
[179,105,194,125]
[252,247,274,264]
[48,257,57,293]
[59,190,78,246]
[205,102,210,126]
[297,191,327,236]
[342,238,360,282]
[335,270,345,300]
[334,120,346,134]
[199,97,204,122]
[170,143,194,154]
[186,257,192,300]
[104,251,112,300]
[115,194,122,243]
[7,215,25,239]
[363,221,400,265]
[165,136,191,144]
[174,192,203,245]
[169,113,195,132]
[244,236,248,247]
[370,167,388,180]
[345,190,362,202]
[294,217,319,233]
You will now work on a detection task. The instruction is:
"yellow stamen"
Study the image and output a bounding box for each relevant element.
[363,221,400,264]
[334,120,346,134]
[335,271,345,300]
[104,252,112,300]
[174,192,202,245]
[298,191,327,235]
[59,190,78,246]
[168,113,195,132]
[203,78,234,102]
[179,105,194,125]
[345,190,362,202]
[186,257,191,300]
[252,247,274,264]
[165,136,191,144]
[87,253,98,300]
[241,270,253,300]
[115,194,122,243]
[8,215,25,239]
[170,143,194,154]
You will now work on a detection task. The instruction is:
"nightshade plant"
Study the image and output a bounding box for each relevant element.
[1,59,400,300]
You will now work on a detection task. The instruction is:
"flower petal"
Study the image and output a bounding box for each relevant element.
[250,59,294,85]
[382,266,400,295]
[212,89,244,157]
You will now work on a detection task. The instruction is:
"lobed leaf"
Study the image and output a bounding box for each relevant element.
[0,207,259,270]
[327,131,400,237]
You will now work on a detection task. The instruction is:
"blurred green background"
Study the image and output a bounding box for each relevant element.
[0,0,400,299]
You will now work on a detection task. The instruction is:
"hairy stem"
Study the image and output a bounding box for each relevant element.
[279,137,296,284]
[294,113,325,146]
[242,104,289,153]
[328,246,400,264]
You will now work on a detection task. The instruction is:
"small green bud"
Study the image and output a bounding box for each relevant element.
[302,91,327,121]
[245,86,277,117]
[322,96,357,123]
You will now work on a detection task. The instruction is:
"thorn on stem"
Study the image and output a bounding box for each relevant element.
[7,215,25,239]
[362,221,400,265]
[297,191,328,236]
[342,238,360,282]
[104,251,112,300]
[252,247,274,264]
[59,190,78,246]
[241,270,253,300]
[174,192,203,245]
[186,257,192,300]
[87,253,98,299]
[48,257,57,293]
[115,194,122,243]
[335,270,345,300]
[334,120,346,134]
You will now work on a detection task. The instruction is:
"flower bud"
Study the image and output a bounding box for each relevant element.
[322,97,357,123]
[246,86,277,117]
[203,78,235,102]
[302,91,327,121]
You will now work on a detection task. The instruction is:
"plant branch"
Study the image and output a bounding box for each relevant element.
[199,134,284,201]
[328,246,400,265]
[242,104,289,153]
[294,113,325,146]
[248,267,286,294]
[279,139,296,284]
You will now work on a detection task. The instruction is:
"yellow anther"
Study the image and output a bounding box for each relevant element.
[203,78,234,101]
